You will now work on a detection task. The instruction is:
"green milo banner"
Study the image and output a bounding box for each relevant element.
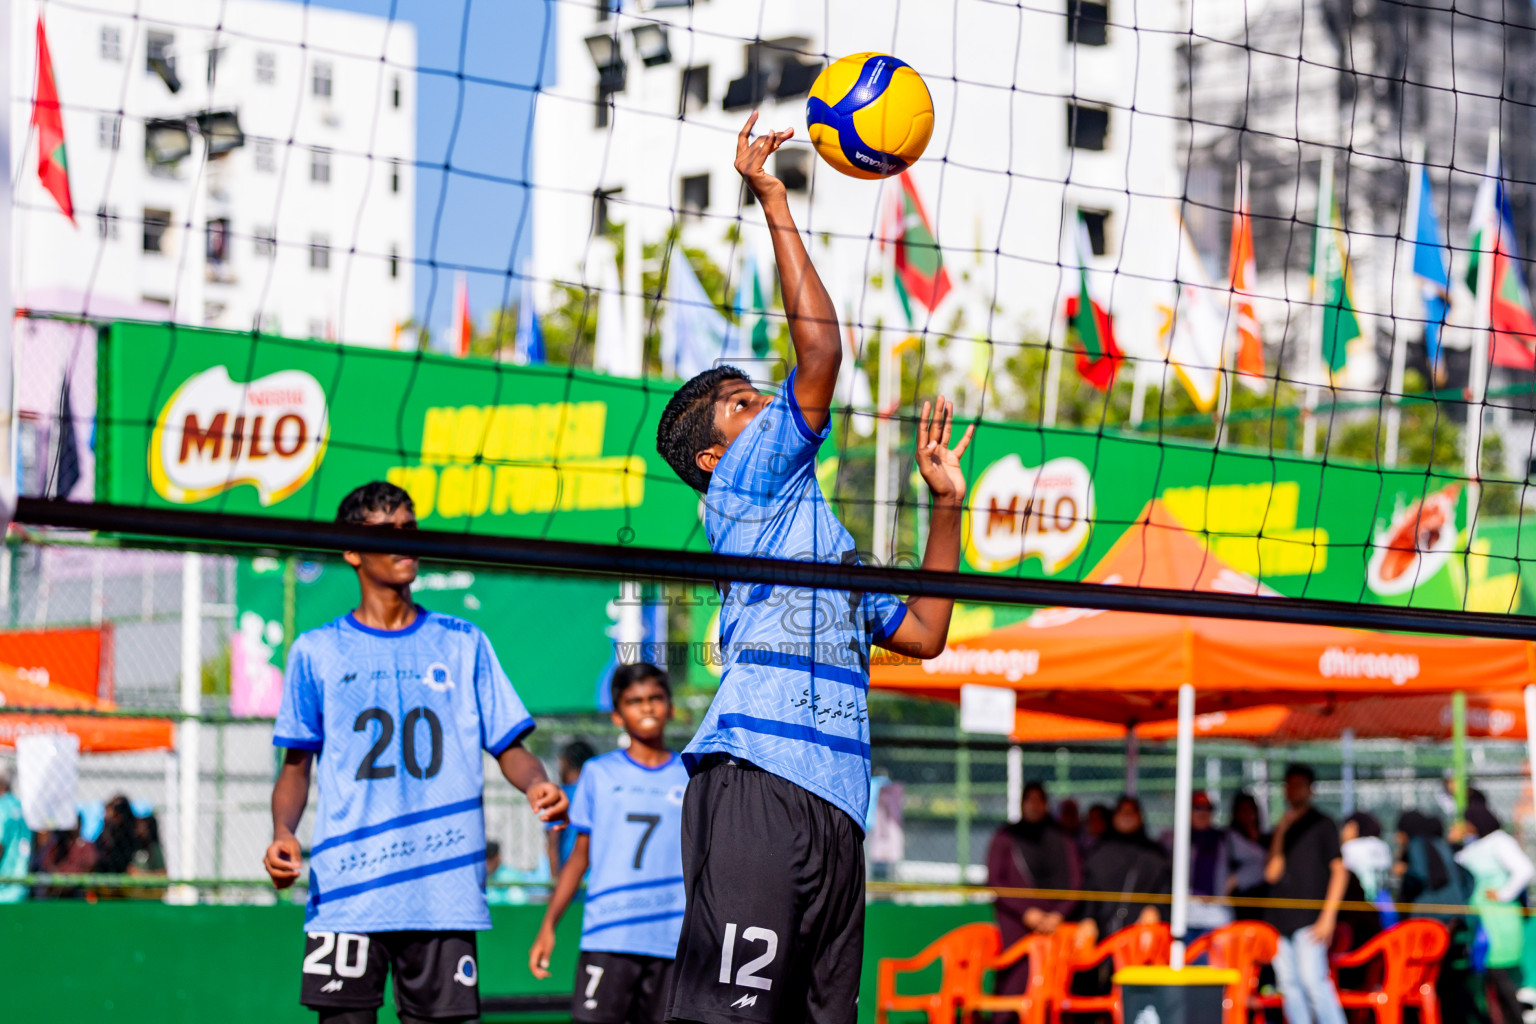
[97,322,704,547]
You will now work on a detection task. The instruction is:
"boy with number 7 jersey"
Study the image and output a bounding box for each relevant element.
[264,481,569,1024]
[529,663,688,1024]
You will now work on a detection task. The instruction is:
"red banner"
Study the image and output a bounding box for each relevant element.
[0,625,113,700]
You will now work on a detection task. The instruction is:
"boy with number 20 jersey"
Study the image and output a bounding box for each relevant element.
[265,482,568,1024]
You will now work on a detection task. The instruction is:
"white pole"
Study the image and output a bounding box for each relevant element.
[873,331,897,566]
[177,552,203,886]
[1170,683,1195,968]
[621,42,644,380]
[0,0,16,528]
[1468,128,1499,523]
[1386,141,1425,467]
[1341,727,1357,815]
[1524,684,1536,834]
[1044,207,1073,429]
[1006,745,1023,824]
[1303,152,1334,458]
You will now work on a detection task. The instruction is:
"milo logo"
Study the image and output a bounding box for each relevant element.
[149,366,330,505]
[965,455,1094,574]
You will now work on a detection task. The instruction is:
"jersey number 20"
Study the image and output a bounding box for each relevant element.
[354,707,444,780]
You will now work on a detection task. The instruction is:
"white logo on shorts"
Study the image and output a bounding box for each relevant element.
[732,993,759,1009]
[453,955,477,987]
[320,979,345,994]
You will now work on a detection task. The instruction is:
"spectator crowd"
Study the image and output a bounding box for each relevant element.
[0,765,166,902]
[987,764,1536,1024]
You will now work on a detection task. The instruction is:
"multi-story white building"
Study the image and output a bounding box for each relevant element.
[533,0,1186,384]
[10,0,415,345]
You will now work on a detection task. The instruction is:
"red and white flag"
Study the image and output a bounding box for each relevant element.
[31,15,74,225]
[451,273,472,358]
[1229,163,1265,391]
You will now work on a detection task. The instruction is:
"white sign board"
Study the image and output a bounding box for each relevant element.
[17,733,80,830]
[960,683,1017,735]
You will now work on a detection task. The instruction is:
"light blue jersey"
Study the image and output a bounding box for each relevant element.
[687,370,906,826]
[273,608,533,933]
[0,791,30,903]
[570,749,688,958]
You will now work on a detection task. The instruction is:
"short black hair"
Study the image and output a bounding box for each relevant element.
[656,365,751,492]
[559,739,597,773]
[611,661,671,709]
[1022,781,1048,801]
[337,480,414,525]
[1283,762,1316,785]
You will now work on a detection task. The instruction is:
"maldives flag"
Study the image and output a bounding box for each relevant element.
[885,173,951,313]
[31,16,74,225]
[1063,218,1120,390]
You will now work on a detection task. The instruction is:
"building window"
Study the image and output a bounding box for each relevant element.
[310,235,331,270]
[146,30,174,74]
[98,114,122,150]
[392,75,402,109]
[680,65,710,115]
[1066,102,1109,151]
[312,61,333,98]
[206,46,224,84]
[143,208,172,253]
[390,160,401,194]
[206,218,232,264]
[311,148,331,184]
[722,70,769,112]
[389,245,400,279]
[97,205,119,239]
[680,174,710,218]
[254,226,276,257]
[100,25,122,61]
[1067,1,1109,46]
[254,140,276,172]
[255,51,276,84]
[775,148,810,193]
[1079,208,1111,256]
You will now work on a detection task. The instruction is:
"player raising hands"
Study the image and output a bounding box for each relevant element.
[654,114,975,1024]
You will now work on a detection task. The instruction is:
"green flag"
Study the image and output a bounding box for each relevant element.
[1316,195,1361,377]
[750,265,771,357]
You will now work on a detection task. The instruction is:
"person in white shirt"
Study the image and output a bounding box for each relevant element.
[1455,802,1535,1024]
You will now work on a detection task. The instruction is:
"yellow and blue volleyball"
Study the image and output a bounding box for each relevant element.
[806,53,934,180]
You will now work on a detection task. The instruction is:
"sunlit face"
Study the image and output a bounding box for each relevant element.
[612,679,672,744]
[1341,820,1359,843]
[694,380,772,478]
[343,504,419,587]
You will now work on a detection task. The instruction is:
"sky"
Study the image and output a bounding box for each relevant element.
[304,0,556,348]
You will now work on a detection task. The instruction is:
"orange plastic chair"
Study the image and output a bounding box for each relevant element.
[961,922,1081,1024]
[875,922,1002,1024]
[1185,921,1283,1024]
[1329,919,1450,1024]
[1053,922,1172,1024]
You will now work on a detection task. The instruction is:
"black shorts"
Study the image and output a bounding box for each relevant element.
[574,950,676,1024]
[300,929,479,1020]
[667,759,865,1024]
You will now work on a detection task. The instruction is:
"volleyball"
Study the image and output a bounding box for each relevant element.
[806,53,934,180]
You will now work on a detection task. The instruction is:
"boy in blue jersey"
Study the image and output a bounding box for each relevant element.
[654,113,975,1024]
[263,482,569,1024]
[527,662,687,1024]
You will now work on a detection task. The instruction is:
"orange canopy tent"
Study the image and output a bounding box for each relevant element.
[871,501,1536,724]
[0,663,173,753]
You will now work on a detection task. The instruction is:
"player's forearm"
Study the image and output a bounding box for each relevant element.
[540,842,589,934]
[762,195,840,384]
[270,753,311,839]
[1320,859,1347,919]
[902,500,965,656]
[497,743,552,793]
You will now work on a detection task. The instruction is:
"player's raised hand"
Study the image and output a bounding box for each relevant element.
[528,924,557,980]
[735,111,794,204]
[527,780,570,829]
[263,833,303,889]
[915,397,976,504]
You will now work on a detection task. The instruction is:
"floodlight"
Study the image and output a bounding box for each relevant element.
[144,118,192,165]
[630,24,672,67]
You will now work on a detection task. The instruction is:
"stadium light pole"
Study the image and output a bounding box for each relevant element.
[1385,140,1427,468]
[177,551,203,889]
[0,0,16,531]
[1302,152,1334,458]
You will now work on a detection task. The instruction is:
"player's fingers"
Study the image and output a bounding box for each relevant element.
[737,111,759,152]
[953,422,977,458]
[939,398,953,447]
[918,400,932,446]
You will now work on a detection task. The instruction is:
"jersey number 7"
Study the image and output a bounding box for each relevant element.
[625,813,660,869]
